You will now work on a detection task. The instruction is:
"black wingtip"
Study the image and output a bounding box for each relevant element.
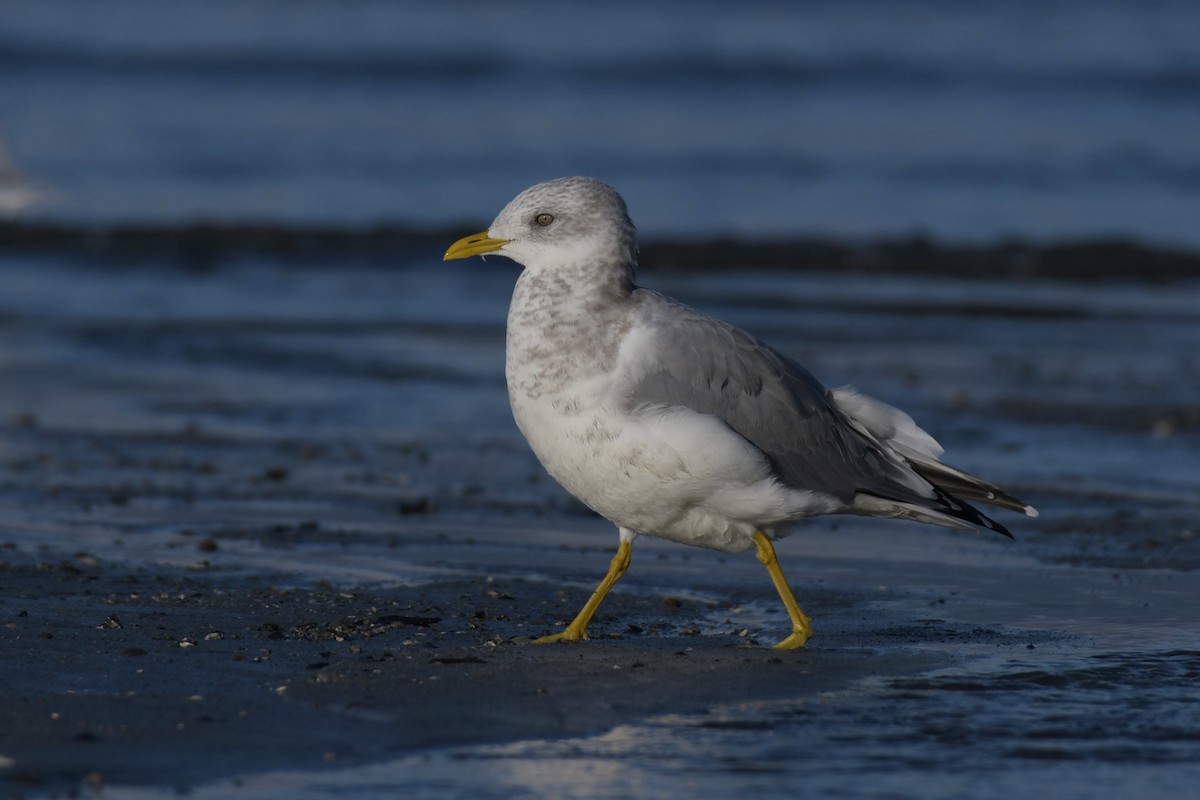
[992,520,1016,540]
[936,489,1015,539]
[970,505,1015,539]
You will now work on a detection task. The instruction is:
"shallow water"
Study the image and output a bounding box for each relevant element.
[3,0,1200,244]
[399,649,1200,800]
[98,546,1200,800]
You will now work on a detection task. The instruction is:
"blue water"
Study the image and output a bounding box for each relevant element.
[2,0,1199,244]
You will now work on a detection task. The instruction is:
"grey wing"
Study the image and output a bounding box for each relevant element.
[624,293,933,507]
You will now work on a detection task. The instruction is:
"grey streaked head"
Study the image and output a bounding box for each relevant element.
[445,177,638,274]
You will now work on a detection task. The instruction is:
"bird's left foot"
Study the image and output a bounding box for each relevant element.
[532,625,588,644]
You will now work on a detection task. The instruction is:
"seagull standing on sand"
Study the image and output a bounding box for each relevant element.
[444,177,1036,649]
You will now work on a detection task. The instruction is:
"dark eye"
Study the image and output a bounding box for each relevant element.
[534,213,554,227]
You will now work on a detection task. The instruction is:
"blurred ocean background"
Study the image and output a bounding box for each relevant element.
[1,0,1199,245]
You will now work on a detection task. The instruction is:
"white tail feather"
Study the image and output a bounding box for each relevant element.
[831,387,943,460]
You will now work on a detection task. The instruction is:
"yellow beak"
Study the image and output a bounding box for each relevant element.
[443,231,511,261]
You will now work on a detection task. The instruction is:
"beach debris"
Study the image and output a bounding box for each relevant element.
[263,466,289,482]
[398,496,434,515]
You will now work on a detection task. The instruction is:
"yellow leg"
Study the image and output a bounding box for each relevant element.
[753,531,812,650]
[534,540,633,643]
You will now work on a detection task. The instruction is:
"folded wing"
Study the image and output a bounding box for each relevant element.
[624,292,1035,536]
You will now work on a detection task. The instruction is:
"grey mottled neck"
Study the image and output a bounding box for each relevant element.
[506,258,637,400]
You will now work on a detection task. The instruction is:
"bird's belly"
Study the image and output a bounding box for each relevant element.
[511,391,644,516]
[510,392,834,552]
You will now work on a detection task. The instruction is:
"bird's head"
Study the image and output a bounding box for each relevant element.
[443,176,637,274]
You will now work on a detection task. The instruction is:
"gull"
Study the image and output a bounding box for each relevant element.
[444,177,1036,649]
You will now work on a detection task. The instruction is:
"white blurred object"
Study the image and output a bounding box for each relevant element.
[0,140,40,215]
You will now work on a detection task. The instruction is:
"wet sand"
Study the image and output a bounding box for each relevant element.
[0,543,952,794]
[2,238,1199,797]
[5,508,1198,798]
